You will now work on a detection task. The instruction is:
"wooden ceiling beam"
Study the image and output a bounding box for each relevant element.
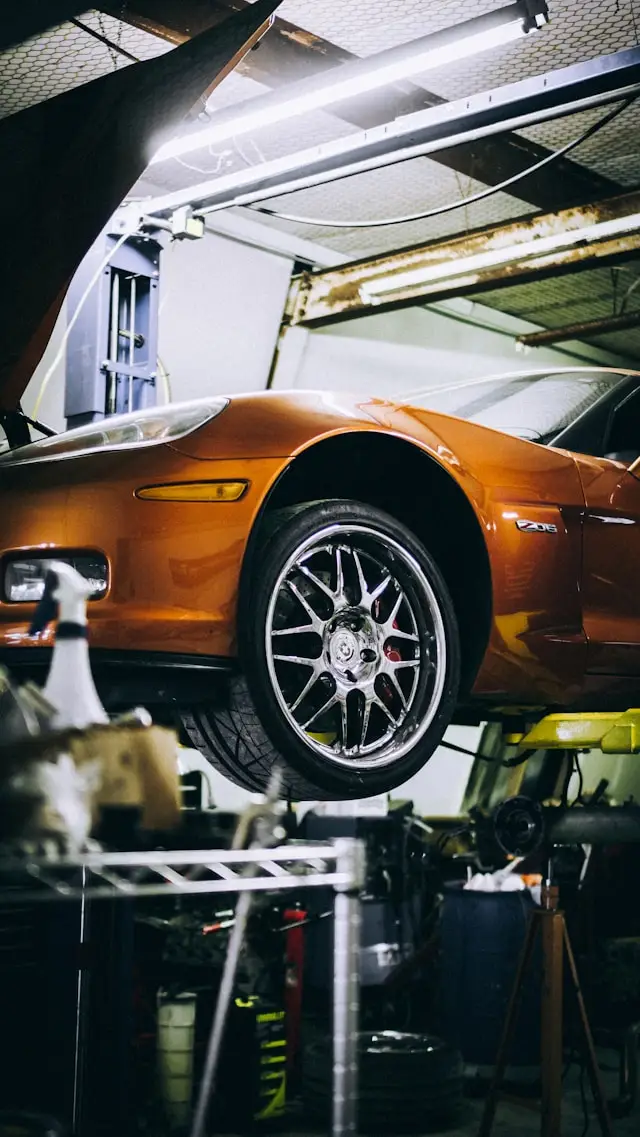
[285,190,640,327]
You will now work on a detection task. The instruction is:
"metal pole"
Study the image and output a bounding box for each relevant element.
[517,309,640,348]
[128,275,136,413]
[540,907,564,1137]
[72,866,90,1137]
[190,887,253,1137]
[108,270,119,415]
[332,838,364,1137]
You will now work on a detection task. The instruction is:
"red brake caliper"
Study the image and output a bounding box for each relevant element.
[375,599,401,705]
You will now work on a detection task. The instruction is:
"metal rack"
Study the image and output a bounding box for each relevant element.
[0,838,365,1137]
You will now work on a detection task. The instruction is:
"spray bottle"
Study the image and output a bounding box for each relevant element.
[29,561,108,730]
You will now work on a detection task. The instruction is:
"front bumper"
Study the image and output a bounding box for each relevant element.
[0,451,287,658]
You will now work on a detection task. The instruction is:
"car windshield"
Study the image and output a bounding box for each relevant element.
[408,369,631,443]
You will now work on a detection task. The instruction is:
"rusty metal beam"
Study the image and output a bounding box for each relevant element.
[285,191,640,328]
[516,310,640,347]
[101,0,619,210]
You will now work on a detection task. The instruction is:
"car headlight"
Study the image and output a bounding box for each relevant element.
[3,555,109,603]
[0,398,228,467]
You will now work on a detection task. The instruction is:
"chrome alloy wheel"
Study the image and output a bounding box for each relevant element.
[264,523,447,770]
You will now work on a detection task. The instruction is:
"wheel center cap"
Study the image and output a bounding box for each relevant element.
[330,629,358,667]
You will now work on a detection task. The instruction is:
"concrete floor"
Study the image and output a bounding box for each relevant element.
[423,1060,639,1137]
[219,1050,639,1135]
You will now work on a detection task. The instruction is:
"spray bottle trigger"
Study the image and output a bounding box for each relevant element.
[29,569,60,635]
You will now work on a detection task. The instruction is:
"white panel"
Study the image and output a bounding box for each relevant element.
[158,229,293,400]
[394,726,480,816]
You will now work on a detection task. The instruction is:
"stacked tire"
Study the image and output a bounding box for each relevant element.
[303,1031,463,1132]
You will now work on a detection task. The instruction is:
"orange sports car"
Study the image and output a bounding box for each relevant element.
[1,365,640,799]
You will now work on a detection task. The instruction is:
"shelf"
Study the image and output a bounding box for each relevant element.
[0,839,364,903]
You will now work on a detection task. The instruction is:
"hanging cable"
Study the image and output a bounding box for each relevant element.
[573,753,585,805]
[440,737,535,768]
[174,150,228,176]
[619,274,640,312]
[561,751,573,807]
[33,229,134,420]
[70,18,140,63]
[249,97,635,230]
[157,356,173,403]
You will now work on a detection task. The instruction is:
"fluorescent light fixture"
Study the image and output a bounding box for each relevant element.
[359,211,640,302]
[150,0,549,165]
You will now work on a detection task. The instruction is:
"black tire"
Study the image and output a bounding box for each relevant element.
[302,1032,463,1132]
[182,499,460,800]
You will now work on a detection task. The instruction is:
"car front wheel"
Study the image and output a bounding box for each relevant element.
[181,499,460,800]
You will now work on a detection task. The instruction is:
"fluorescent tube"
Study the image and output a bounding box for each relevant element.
[150,2,549,165]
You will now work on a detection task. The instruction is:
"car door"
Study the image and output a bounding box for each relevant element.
[577,385,640,675]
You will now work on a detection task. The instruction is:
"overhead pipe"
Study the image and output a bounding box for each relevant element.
[517,310,640,347]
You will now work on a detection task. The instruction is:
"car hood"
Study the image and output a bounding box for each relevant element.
[0,0,282,411]
[0,387,565,471]
[169,388,578,476]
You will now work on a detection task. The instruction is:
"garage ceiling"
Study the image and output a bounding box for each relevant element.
[2,0,640,362]
[279,0,637,65]
[0,11,171,117]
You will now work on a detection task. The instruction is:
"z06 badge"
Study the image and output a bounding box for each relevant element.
[516,520,558,534]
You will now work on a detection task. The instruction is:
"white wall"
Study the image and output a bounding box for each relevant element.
[272,298,629,397]
[157,228,293,401]
[393,724,479,815]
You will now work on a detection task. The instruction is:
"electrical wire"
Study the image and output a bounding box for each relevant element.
[33,229,133,420]
[71,17,140,63]
[249,97,636,230]
[573,754,585,806]
[157,356,172,403]
[174,150,228,176]
[561,751,573,807]
[233,135,267,168]
[619,275,640,313]
[169,132,263,177]
[440,737,534,768]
